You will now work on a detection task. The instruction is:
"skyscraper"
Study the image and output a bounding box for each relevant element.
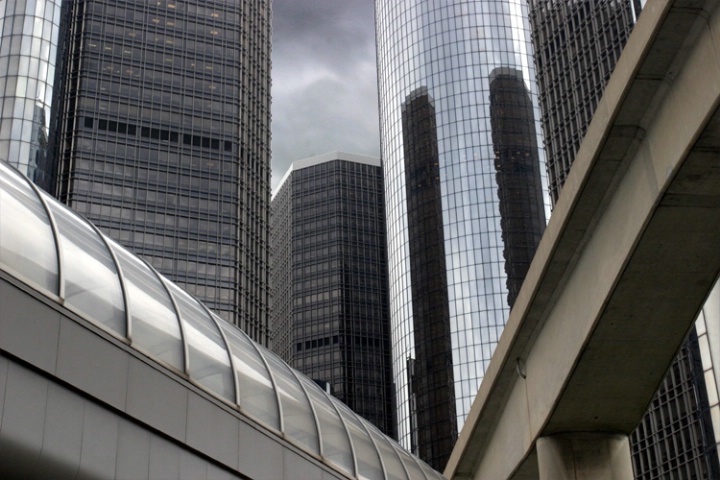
[375,0,548,467]
[0,0,62,192]
[529,0,641,204]
[50,0,271,344]
[527,0,720,477]
[270,152,396,438]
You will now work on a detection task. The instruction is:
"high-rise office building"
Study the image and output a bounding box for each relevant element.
[0,0,62,192]
[528,0,720,478]
[375,0,548,468]
[50,0,271,345]
[530,0,641,205]
[270,152,396,437]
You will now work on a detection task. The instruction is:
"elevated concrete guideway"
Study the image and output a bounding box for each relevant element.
[446,0,720,479]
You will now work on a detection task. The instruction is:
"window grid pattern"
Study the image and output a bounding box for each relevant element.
[375,0,549,451]
[0,160,443,480]
[271,157,397,439]
[50,0,271,345]
[631,331,720,479]
[528,0,635,205]
[0,0,61,191]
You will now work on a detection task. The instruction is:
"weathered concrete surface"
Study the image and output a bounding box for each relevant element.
[445,0,720,478]
[537,434,633,480]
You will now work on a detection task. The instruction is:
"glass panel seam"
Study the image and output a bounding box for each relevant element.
[287,367,323,458]
[200,303,238,405]
[150,262,190,375]
[88,224,129,339]
[19,174,63,299]
[242,330,284,432]
[384,438,413,480]
[327,396,359,478]
[354,407,389,480]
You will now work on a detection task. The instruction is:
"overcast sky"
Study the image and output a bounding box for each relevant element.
[270,0,380,190]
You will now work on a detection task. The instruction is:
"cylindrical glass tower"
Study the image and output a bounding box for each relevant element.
[375,0,548,462]
[0,0,62,191]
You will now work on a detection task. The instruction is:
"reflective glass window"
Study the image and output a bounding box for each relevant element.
[0,162,57,292]
[219,323,280,430]
[110,240,183,370]
[263,351,319,453]
[46,197,124,335]
[299,375,354,476]
[167,282,234,401]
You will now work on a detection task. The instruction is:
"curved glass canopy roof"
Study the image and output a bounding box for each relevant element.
[0,161,444,480]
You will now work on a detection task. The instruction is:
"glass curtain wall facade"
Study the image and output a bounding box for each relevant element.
[50,0,271,345]
[402,87,457,467]
[528,1,720,478]
[375,0,548,461]
[530,0,641,205]
[0,0,62,192]
[270,153,396,439]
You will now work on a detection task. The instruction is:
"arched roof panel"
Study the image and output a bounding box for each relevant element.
[263,349,320,454]
[110,240,184,371]
[333,397,385,480]
[46,197,125,336]
[300,376,355,476]
[0,161,446,480]
[220,322,281,430]
[0,162,58,294]
[167,280,234,402]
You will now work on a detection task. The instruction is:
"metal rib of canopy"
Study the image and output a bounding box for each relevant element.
[0,161,443,480]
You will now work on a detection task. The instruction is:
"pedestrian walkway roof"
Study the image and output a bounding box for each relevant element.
[0,160,443,480]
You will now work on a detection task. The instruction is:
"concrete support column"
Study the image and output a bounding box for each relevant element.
[537,433,633,480]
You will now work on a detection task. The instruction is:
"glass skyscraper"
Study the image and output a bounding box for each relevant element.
[270,152,396,438]
[50,0,271,345]
[0,0,62,192]
[375,0,547,465]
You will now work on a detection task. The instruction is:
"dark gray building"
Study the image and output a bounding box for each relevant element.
[49,0,271,345]
[270,152,396,438]
[528,0,720,477]
[530,0,641,205]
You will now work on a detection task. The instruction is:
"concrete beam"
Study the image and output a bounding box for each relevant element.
[446,0,720,478]
[537,434,633,480]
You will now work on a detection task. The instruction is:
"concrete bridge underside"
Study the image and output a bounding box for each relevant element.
[446,0,720,478]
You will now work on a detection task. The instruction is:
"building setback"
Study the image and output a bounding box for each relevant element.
[49,0,271,345]
[0,0,62,192]
[270,152,396,438]
[375,0,547,469]
[528,0,720,477]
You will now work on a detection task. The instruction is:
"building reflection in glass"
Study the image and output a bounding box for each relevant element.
[0,0,62,192]
[375,0,549,458]
[489,67,546,308]
[402,87,457,470]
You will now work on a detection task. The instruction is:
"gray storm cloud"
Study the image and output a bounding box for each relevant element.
[271,0,380,189]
